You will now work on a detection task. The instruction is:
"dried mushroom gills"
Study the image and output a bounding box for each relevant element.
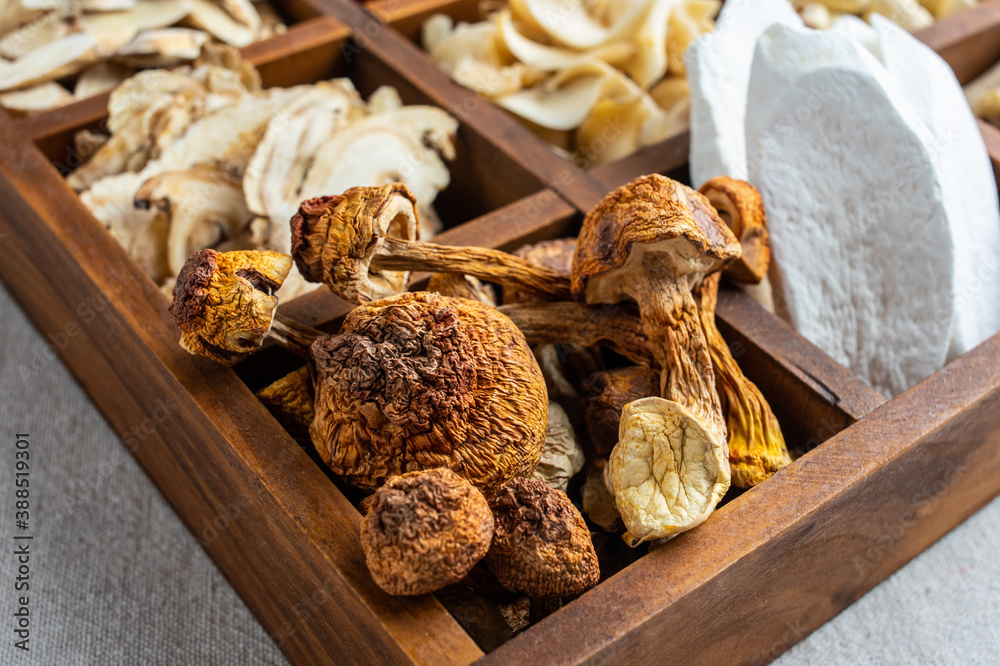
[699,177,771,284]
[696,273,791,487]
[498,301,655,367]
[361,469,494,596]
[309,291,548,497]
[372,237,573,301]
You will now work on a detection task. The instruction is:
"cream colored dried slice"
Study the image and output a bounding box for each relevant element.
[517,0,650,50]
[74,61,132,99]
[665,1,719,76]
[0,33,97,92]
[74,128,109,161]
[864,0,934,32]
[575,96,655,167]
[80,0,136,11]
[80,0,191,55]
[368,84,401,114]
[0,1,44,36]
[243,81,368,253]
[135,164,253,275]
[0,80,72,114]
[82,172,169,280]
[252,0,284,39]
[966,60,1000,123]
[496,9,633,72]
[609,397,730,546]
[113,28,209,68]
[0,10,71,60]
[920,0,975,18]
[186,0,260,47]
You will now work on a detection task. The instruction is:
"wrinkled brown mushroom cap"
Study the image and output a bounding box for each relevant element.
[698,177,770,284]
[361,468,494,596]
[290,183,418,304]
[571,174,741,303]
[169,248,292,364]
[485,477,600,597]
[582,366,659,456]
[505,237,577,305]
[309,291,548,494]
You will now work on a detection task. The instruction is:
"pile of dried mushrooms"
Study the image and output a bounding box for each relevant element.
[0,0,287,115]
[68,47,458,300]
[167,173,792,644]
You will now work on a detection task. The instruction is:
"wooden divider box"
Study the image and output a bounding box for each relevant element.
[1,1,999,664]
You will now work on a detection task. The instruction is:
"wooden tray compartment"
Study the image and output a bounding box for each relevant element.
[0,0,999,664]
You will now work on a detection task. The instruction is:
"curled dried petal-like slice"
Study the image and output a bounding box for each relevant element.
[610,397,730,546]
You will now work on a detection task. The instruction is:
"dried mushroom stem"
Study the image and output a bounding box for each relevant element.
[696,276,790,489]
[498,302,656,367]
[621,258,726,443]
[370,236,572,300]
[269,312,323,358]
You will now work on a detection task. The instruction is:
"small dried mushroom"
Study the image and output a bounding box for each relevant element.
[532,403,585,493]
[485,477,599,600]
[361,468,494,596]
[256,366,315,441]
[169,248,309,364]
[309,291,548,495]
[290,184,572,304]
[573,174,740,545]
[699,176,771,285]
[582,366,659,456]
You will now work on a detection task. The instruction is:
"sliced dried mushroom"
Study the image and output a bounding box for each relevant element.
[309,291,548,495]
[186,0,261,47]
[169,248,293,364]
[112,28,209,68]
[0,81,73,115]
[582,366,659,456]
[610,397,730,546]
[80,1,192,56]
[0,9,71,60]
[135,164,253,276]
[290,185,573,304]
[485,477,600,599]
[74,62,133,99]
[532,403,585,493]
[0,33,98,93]
[361,468,494,596]
[965,60,1000,127]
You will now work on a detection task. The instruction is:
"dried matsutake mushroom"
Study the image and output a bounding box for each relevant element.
[504,237,577,305]
[169,249,315,364]
[309,291,548,495]
[361,468,494,596]
[426,273,497,305]
[289,184,572,304]
[485,477,599,604]
[699,176,771,284]
[573,174,740,545]
[532,403,585,493]
[256,366,314,441]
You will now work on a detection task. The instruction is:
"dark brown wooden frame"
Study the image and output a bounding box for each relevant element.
[1,1,999,664]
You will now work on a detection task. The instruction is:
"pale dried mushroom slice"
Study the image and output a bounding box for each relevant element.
[0,9,71,60]
[495,9,634,73]
[169,248,293,364]
[0,33,98,92]
[610,397,730,546]
[74,62,133,99]
[532,403,585,493]
[112,27,209,68]
[252,0,286,39]
[920,0,975,18]
[361,468,494,596]
[485,476,600,597]
[134,164,254,276]
[309,291,548,496]
[965,60,1000,127]
[0,81,72,114]
[79,0,137,10]
[186,0,261,47]
[79,0,192,55]
[74,129,110,162]
[290,185,573,304]
[582,365,659,456]
[864,0,934,31]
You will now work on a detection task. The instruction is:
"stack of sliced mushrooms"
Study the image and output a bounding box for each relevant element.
[167,172,792,644]
[67,47,458,300]
[0,0,285,115]
[791,0,976,32]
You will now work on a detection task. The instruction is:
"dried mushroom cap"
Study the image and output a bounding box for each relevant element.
[426,273,497,305]
[256,366,315,441]
[485,477,600,597]
[698,177,770,284]
[610,397,730,546]
[309,291,547,494]
[361,468,494,596]
[532,403,585,493]
[572,174,740,302]
[169,248,292,364]
[505,237,576,305]
[583,366,659,456]
[290,184,418,305]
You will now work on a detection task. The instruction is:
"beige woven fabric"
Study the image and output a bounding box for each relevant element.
[1,280,997,665]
